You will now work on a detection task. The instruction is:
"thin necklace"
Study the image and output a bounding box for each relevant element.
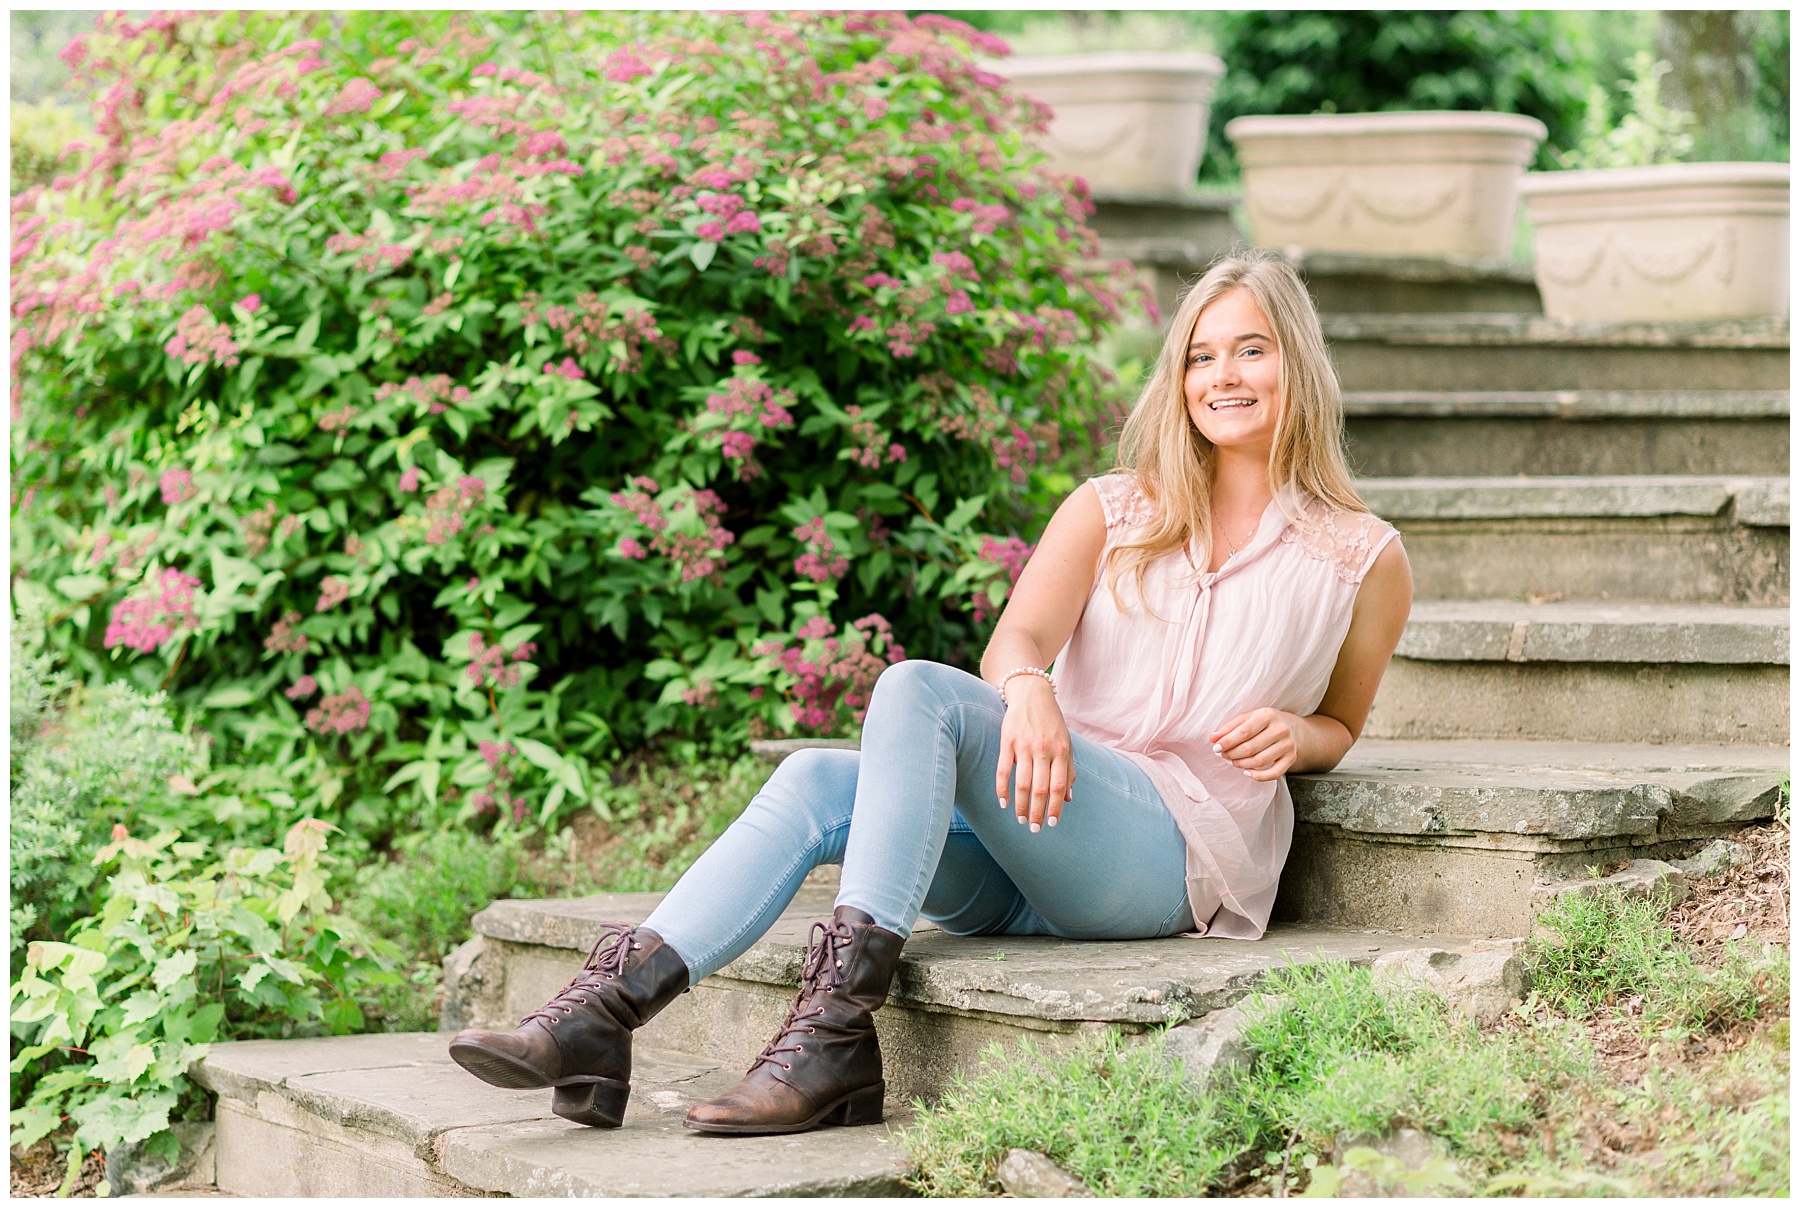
[1223,517,1257,558]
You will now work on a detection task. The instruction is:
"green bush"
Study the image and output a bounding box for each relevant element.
[9,820,396,1194]
[12,11,1131,851]
[9,637,200,959]
[1204,11,1593,178]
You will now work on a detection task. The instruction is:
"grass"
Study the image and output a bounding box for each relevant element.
[901,828,1791,1198]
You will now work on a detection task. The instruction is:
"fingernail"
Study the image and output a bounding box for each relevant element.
[1212,743,1222,753]
[1017,814,1025,824]
[1243,770,1254,778]
[1046,817,1057,828]
[1029,822,1040,833]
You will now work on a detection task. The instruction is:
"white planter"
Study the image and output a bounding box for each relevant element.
[1226,111,1546,258]
[998,52,1226,199]
[1518,162,1789,321]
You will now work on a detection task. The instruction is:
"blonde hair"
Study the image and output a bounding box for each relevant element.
[1102,248,1365,614]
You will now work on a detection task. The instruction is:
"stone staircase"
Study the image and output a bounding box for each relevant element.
[187,253,1788,1197]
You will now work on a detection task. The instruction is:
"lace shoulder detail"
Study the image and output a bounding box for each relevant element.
[1278,496,1399,585]
[1088,473,1158,530]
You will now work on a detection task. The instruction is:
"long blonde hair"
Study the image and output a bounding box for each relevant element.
[1102,248,1365,614]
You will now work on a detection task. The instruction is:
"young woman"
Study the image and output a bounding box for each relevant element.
[448,249,1413,1136]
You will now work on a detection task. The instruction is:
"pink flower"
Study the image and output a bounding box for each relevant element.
[316,576,350,612]
[696,221,726,243]
[473,62,499,77]
[731,350,762,366]
[604,49,653,83]
[543,356,584,380]
[467,576,481,594]
[521,131,567,158]
[264,610,309,654]
[618,536,647,560]
[305,685,371,735]
[284,675,318,701]
[720,430,757,459]
[159,468,196,505]
[237,293,261,313]
[103,568,203,653]
[398,467,421,493]
[945,290,975,316]
[725,210,761,235]
[325,77,383,117]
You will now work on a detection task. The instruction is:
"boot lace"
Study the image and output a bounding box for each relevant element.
[521,922,636,1025]
[747,916,854,1073]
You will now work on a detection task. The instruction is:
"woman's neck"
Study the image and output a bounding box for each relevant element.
[1209,446,1274,519]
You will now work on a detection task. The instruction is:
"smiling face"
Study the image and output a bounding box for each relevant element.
[1183,286,1283,457]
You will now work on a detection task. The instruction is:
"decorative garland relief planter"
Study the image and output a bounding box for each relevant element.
[1518,162,1790,321]
[1226,111,1546,258]
[997,52,1226,199]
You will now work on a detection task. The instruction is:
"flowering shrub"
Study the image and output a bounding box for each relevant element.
[12,11,1132,840]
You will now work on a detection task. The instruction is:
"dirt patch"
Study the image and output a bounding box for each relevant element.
[1666,818,1790,952]
[10,1139,106,1198]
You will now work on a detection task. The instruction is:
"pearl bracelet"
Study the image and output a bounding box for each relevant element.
[998,666,1055,705]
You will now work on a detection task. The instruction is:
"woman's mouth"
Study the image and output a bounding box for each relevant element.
[1208,397,1256,411]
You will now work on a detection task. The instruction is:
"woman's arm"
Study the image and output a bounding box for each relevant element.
[1212,537,1413,780]
[979,481,1107,829]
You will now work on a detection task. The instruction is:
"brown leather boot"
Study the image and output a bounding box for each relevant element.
[684,905,904,1135]
[448,923,688,1128]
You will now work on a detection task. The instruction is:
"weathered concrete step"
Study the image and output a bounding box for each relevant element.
[193,1032,914,1197]
[1115,245,1543,320]
[450,891,1484,1106]
[1279,739,1787,934]
[1362,475,1787,524]
[1346,394,1789,477]
[1293,251,1543,315]
[1371,601,1789,744]
[1323,314,1788,392]
[1360,476,1788,604]
[1399,600,1788,664]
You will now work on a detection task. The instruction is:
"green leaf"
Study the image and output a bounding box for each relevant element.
[293,309,321,353]
[152,950,198,993]
[53,573,109,601]
[942,494,989,533]
[514,738,562,773]
[688,241,717,271]
[202,685,259,709]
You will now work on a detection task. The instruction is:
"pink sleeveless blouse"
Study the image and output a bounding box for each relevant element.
[1053,473,1401,940]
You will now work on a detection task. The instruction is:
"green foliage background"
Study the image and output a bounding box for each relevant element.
[12,11,1130,858]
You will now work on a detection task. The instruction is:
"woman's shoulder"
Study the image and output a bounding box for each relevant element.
[1086,472,1159,530]
[1277,492,1401,585]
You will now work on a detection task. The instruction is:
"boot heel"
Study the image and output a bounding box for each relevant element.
[824,1083,885,1127]
[553,1078,630,1128]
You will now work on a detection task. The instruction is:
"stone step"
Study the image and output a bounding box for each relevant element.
[1343,390,1789,477]
[1322,314,1788,393]
[745,738,1784,938]
[448,891,1486,1107]
[1359,475,1788,604]
[1280,738,1787,935]
[1287,251,1541,315]
[193,1032,916,1197]
[1371,600,1789,745]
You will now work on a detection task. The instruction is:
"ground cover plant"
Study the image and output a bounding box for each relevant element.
[8,642,401,1195]
[12,10,1136,862]
[902,822,1791,1197]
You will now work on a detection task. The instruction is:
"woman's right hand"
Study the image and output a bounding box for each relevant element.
[994,674,1075,832]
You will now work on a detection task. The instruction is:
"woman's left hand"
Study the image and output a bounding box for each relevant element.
[1210,708,1300,782]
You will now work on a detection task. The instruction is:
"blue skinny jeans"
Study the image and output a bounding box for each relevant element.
[643,659,1194,984]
